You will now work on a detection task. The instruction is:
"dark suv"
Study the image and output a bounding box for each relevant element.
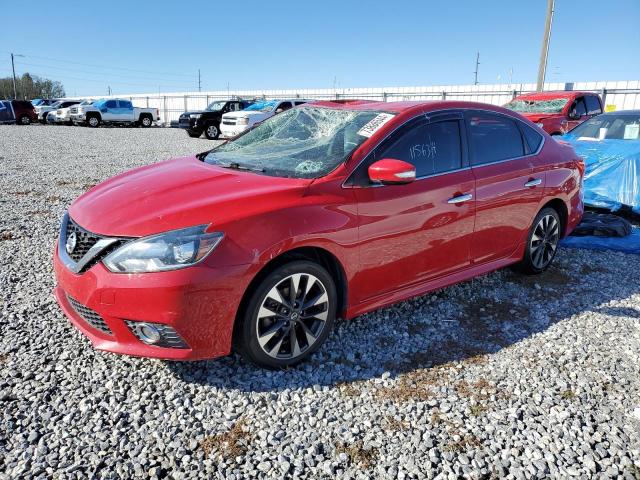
[0,100,38,125]
[178,99,255,139]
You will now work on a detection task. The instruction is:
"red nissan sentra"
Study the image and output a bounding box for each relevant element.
[54,100,584,368]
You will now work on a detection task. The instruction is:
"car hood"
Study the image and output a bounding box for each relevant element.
[69,156,310,237]
[519,112,562,123]
[182,110,216,116]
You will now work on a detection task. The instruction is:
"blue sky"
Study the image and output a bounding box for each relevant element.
[1,0,639,96]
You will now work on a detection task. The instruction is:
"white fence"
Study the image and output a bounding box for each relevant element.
[92,80,640,125]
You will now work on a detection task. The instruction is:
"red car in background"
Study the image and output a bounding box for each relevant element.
[504,91,603,135]
[0,100,38,125]
[53,100,584,368]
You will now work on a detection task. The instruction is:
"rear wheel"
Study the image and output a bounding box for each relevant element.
[139,115,152,127]
[237,261,337,368]
[18,115,31,125]
[516,207,561,274]
[204,123,220,140]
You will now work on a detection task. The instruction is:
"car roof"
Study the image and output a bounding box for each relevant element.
[307,100,523,116]
[599,109,640,115]
[513,91,596,101]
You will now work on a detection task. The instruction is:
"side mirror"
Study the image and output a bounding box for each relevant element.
[568,110,581,120]
[368,158,416,185]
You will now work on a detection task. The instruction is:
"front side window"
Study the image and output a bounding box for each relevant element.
[105,100,117,108]
[374,119,462,177]
[205,106,388,179]
[571,98,587,117]
[466,112,524,165]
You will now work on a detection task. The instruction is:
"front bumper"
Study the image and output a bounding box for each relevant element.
[220,123,249,138]
[53,243,252,360]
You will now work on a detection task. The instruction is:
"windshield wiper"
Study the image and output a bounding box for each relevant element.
[218,161,265,173]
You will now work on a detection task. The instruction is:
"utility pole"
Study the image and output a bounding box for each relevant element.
[107,86,112,96]
[11,53,24,99]
[536,0,555,92]
[473,52,480,85]
[198,69,201,92]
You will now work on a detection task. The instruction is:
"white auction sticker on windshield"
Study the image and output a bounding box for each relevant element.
[357,113,396,137]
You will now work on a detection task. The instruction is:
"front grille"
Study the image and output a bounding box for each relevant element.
[222,119,236,125]
[66,217,102,262]
[70,107,78,114]
[125,321,189,349]
[67,295,112,335]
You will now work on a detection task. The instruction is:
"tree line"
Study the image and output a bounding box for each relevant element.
[0,73,65,100]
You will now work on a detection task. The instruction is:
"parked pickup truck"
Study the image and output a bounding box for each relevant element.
[74,98,159,127]
[220,99,309,138]
[178,99,255,139]
[504,91,603,135]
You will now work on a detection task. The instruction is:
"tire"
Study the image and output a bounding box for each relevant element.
[204,123,220,140]
[187,130,201,138]
[515,207,561,274]
[86,115,101,128]
[139,115,152,128]
[236,260,337,368]
[39,113,48,124]
[18,115,31,125]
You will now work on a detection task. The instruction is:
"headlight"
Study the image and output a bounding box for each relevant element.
[190,114,201,119]
[237,117,249,125]
[103,225,223,273]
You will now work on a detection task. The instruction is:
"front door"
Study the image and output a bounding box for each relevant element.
[349,112,476,302]
[465,110,543,264]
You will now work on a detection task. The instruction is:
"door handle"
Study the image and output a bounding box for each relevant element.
[524,178,542,187]
[447,193,473,204]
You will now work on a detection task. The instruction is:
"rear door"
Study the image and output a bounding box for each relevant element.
[0,101,12,123]
[350,111,476,301]
[116,100,134,121]
[466,111,544,264]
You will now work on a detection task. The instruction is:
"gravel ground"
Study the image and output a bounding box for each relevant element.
[1,124,639,479]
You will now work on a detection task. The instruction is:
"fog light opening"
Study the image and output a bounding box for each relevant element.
[135,323,162,345]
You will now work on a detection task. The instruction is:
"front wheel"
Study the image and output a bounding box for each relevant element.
[86,115,101,128]
[237,261,337,368]
[516,207,561,274]
[204,123,220,140]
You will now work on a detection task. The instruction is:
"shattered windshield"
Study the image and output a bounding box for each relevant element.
[206,101,226,111]
[504,98,569,114]
[244,101,278,112]
[566,114,640,141]
[204,106,391,179]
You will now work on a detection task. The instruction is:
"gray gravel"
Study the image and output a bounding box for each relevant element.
[1,124,640,479]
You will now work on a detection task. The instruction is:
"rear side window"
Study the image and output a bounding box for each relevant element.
[520,123,544,153]
[585,96,602,115]
[466,112,524,165]
[118,100,133,109]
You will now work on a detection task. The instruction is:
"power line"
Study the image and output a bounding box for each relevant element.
[15,60,199,85]
[1,50,194,78]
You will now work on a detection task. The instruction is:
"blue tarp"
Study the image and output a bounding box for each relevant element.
[561,227,640,254]
[564,136,640,215]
